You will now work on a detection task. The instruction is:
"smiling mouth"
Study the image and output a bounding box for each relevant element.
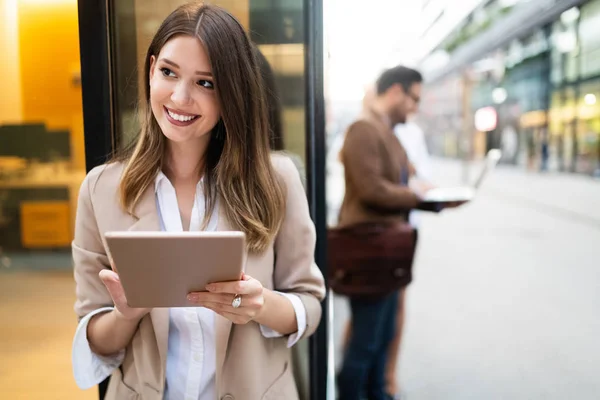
[164,107,200,125]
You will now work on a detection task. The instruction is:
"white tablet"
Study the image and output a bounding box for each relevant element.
[104,231,246,308]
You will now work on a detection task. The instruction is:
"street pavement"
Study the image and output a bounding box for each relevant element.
[329,158,600,400]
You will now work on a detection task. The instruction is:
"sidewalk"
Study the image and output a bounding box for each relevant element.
[430,157,600,225]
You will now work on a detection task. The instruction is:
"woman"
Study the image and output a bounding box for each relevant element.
[71,4,325,399]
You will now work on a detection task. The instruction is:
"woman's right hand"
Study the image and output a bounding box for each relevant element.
[99,269,151,321]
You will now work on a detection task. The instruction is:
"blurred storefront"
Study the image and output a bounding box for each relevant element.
[550,0,600,174]
[418,0,600,176]
[418,74,465,158]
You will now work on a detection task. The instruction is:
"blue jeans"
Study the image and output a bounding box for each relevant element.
[338,291,399,400]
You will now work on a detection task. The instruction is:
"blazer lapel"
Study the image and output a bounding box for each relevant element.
[149,308,169,384]
[215,202,237,390]
[126,184,169,381]
[127,183,160,232]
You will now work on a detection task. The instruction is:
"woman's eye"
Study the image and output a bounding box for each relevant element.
[160,68,176,77]
[198,80,214,89]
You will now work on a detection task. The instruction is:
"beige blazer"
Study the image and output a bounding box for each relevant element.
[73,154,326,400]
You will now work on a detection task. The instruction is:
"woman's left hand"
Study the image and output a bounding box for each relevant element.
[187,273,265,324]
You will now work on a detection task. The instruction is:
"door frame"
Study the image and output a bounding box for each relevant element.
[78,0,115,171]
[303,0,329,399]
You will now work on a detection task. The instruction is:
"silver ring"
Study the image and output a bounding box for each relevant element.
[231,294,242,309]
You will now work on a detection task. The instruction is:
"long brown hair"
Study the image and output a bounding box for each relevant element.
[115,3,285,253]
[253,45,284,151]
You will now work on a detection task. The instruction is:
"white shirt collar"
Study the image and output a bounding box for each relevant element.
[154,171,217,232]
[154,171,204,194]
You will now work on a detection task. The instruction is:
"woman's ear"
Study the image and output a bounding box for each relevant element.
[149,55,156,82]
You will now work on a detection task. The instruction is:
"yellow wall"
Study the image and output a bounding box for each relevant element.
[18,0,82,131]
[0,0,23,124]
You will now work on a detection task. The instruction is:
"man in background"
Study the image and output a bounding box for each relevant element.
[338,66,426,400]
[350,67,434,398]
[385,74,433,397]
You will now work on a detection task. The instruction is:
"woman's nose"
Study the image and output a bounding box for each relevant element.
[171,82,192,105]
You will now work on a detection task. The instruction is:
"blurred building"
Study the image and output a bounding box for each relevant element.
[417,0,600,176]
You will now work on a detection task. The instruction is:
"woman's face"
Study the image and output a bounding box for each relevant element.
[149,35,221,147]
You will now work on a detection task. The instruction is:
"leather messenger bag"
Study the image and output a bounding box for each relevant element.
[327,221,417,299]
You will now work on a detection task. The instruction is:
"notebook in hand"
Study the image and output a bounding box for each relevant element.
[421,149,502,203]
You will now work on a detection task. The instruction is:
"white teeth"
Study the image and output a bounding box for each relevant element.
[167,109,196,122]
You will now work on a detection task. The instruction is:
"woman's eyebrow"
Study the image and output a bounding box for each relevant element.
[159,58,213,76]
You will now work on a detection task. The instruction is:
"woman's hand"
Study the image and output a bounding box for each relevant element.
[187,273,265,324]
[98,269,151,322]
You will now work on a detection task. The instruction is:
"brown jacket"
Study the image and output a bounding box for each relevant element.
[73,154,325,400]
[338,108,419,227]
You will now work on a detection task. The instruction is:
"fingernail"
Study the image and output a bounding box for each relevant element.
[205,284,214,291]
[187,294,198,302]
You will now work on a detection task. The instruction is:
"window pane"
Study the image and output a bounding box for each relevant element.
[0,0,89,397]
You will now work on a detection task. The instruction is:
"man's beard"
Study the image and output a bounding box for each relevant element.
[390,110,407,126]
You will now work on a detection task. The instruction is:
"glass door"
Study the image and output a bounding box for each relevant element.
[0,0,93,398]
[77,0,328,398]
